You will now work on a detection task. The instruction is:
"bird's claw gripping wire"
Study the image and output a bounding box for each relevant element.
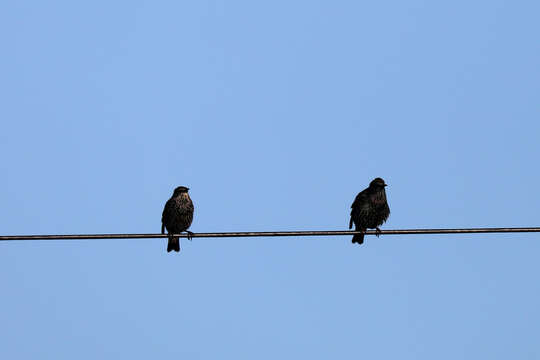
[375,227,382,237]
[186,231,194,241]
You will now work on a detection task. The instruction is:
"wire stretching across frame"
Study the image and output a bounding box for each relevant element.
[1,227,540,241]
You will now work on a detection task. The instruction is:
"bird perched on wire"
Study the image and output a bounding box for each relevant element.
[161,186,194,252]
[349,177,390,245]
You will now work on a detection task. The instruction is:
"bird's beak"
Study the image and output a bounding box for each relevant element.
[384,184,388,187]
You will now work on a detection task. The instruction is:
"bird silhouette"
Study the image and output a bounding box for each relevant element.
[349,178,390,245]
[161,186,194,252]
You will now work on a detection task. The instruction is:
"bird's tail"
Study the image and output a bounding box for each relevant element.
[352,228,364,245]
[167,236,180,252]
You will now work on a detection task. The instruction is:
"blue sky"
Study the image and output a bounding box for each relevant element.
[1,1,539,359]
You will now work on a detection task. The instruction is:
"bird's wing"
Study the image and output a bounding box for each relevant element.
[351,190,372,224]
[351,189,369,209]
[355,200,372,217]
[350,189,370,228]
[161,199,173,228]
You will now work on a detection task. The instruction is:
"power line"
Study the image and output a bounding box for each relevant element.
[1,227,539,241]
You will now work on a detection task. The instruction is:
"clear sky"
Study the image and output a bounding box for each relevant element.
[1,1,539,359]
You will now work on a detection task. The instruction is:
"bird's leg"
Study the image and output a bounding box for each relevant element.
[375,227,382,237]
[186,231,194,241]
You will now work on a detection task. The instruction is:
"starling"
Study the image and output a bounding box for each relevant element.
[349,178,390,245]
[161,186,194,252]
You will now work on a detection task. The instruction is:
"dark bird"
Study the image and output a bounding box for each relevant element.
[161,186,194,252]
[349,177,390,245]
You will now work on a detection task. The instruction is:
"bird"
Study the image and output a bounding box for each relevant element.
[349,177,390,245]
[161,186,194,252]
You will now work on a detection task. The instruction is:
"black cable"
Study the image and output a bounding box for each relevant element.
[1,227,539,241]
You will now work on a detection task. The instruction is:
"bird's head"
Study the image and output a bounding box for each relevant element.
[369,178,388,189]
[173,186,190,196]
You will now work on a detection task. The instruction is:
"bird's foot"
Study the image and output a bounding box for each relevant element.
[186,231,194,241]
[375,227,382,237]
